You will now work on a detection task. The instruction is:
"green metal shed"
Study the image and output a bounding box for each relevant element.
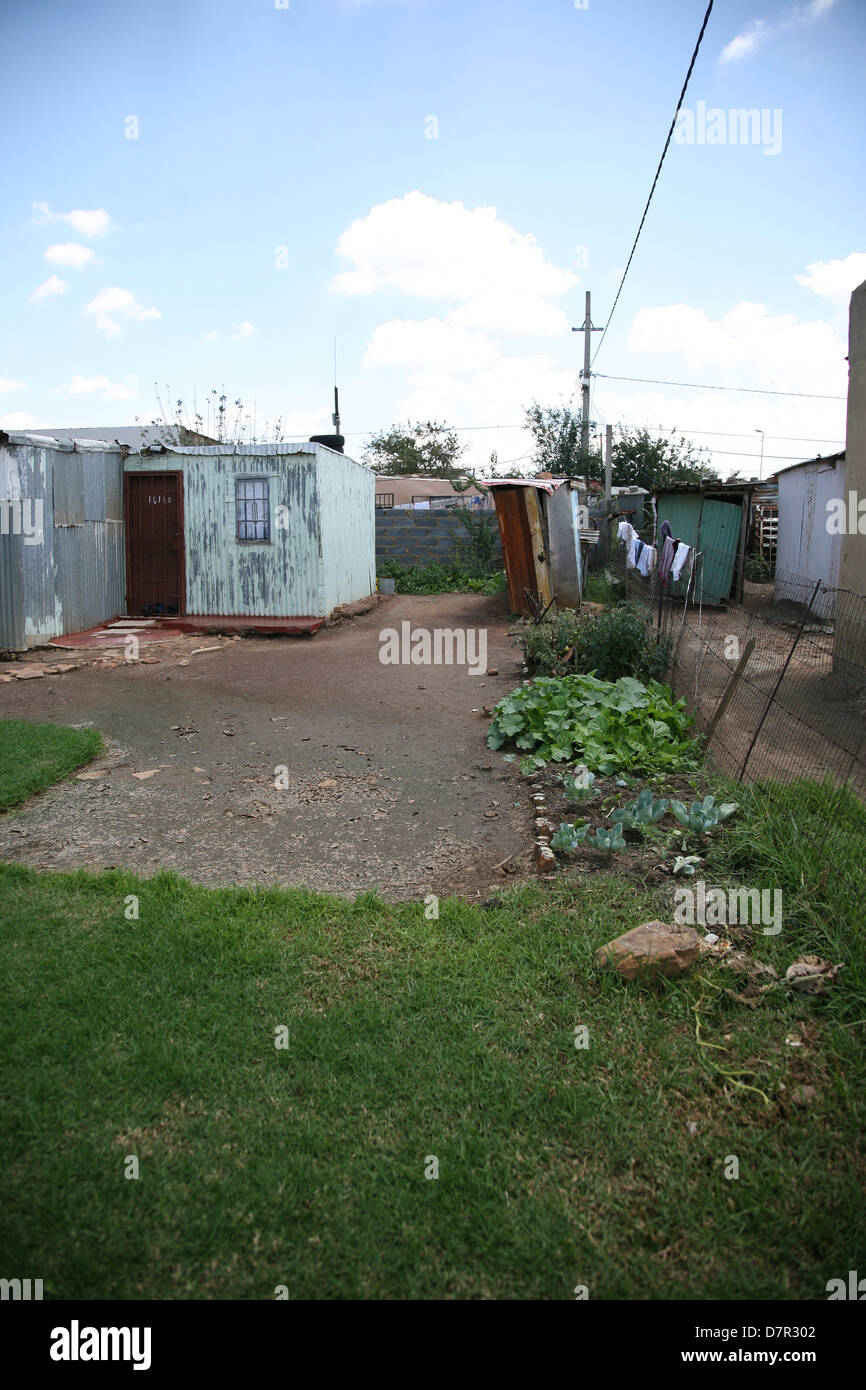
[655,484,753,605]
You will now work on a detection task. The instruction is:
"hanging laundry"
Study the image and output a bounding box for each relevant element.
[617,520,631,544]
[660,520,673,543]
[637,544,656,578]
[658,535,676,586]
[671,542,691,582]
[634,538,644,566]
[626,527,641,569]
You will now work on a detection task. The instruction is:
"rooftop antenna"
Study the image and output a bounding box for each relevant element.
[332,338,341,435]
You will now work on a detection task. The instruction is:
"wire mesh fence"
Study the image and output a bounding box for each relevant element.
[601,530,866,894]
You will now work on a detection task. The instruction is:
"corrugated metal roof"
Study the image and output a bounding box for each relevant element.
[150,441,372,466]
[3,430,123,453]
[772,450,845,477]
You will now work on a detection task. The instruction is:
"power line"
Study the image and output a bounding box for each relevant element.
[590,0,715,369]
[593,372,846,401]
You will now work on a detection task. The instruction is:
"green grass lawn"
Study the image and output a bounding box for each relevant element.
[0,718,102,811]
[1,771,863,1300]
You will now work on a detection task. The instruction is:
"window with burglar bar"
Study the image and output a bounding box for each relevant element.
[235,477,270,541]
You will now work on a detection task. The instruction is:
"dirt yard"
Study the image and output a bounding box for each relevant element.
[0,594,532,901]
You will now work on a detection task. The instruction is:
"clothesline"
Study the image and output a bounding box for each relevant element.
[616,517,696,588]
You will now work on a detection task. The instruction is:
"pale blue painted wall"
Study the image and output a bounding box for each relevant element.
[124,442,374,618]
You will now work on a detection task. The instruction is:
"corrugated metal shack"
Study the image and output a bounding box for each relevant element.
[123,441,375,627]
[773,453,845,617]
[483,477,598,616]
[654,481,755,606]
[0,431,125,649]
[1,432,375,649]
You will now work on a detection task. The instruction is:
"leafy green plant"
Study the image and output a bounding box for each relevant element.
[672,854,702,877]
[518,601,670,682]
[745,552,772,583]
[550,821,588,852]
[562,767,596,801]
[503,753,547,776]
[549,821,626,854]
[377,558,506,595]
[488,673,700,776]
[611,787,669,827]
[668,795,738,836]
[514,608,585,676]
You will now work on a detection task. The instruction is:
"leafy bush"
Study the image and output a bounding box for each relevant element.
[745,553,773,583]
[518,601,670,682]
[516,608,585,675]
[377,558,506,595]
[583,572,623,605]
[487,673,700,775]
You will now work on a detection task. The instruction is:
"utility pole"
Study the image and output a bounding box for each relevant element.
[604,424,613,502]
[572,291,602,464]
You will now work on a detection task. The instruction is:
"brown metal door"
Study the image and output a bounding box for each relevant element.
[494,488,537,616]
[124,472,184,616]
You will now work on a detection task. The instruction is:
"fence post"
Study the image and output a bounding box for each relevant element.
[738,579,822,782]
[705,637,756,748]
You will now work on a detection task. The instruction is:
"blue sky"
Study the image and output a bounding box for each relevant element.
[1,0,863,475]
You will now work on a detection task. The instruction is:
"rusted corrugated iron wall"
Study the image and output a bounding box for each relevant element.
[0,434,124,649]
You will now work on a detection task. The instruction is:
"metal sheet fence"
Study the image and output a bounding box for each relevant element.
[603,531,866,892]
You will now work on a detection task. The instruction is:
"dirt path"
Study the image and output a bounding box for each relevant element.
[0,594,531,900]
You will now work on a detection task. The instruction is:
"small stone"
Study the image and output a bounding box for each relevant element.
[791,1085,817,1107]
[486,668,499,676]
[14,668,44,679]
[131,770,160,780]
[595,920,701,980]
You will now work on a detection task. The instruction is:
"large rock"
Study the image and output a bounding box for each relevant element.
[595,919,701,980]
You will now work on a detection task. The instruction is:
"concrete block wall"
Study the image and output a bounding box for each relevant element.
[375,508,502,569]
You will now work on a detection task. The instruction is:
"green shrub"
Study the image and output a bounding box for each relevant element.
[519,600,670,682]
[745,553,773,583]
[377,558,506,595]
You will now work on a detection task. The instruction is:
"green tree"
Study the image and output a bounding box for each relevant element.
[364,420,469,480]
[611,427,717,491]
[524,402,603,480]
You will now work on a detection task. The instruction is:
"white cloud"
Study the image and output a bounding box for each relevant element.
[29,275,68,302]
[231,321,255,339]
[626,300,846,398]
[83,287,161,336]
[720,0,837,64]
[53,374,139,400]
[32,201,113,237]
[332,191,577,335]
[202,330,220,341]
[0,411,40,430]
[364,318,500,372]
[795,253,866,307]
[0,377,27,392]
[44,242,100,270]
